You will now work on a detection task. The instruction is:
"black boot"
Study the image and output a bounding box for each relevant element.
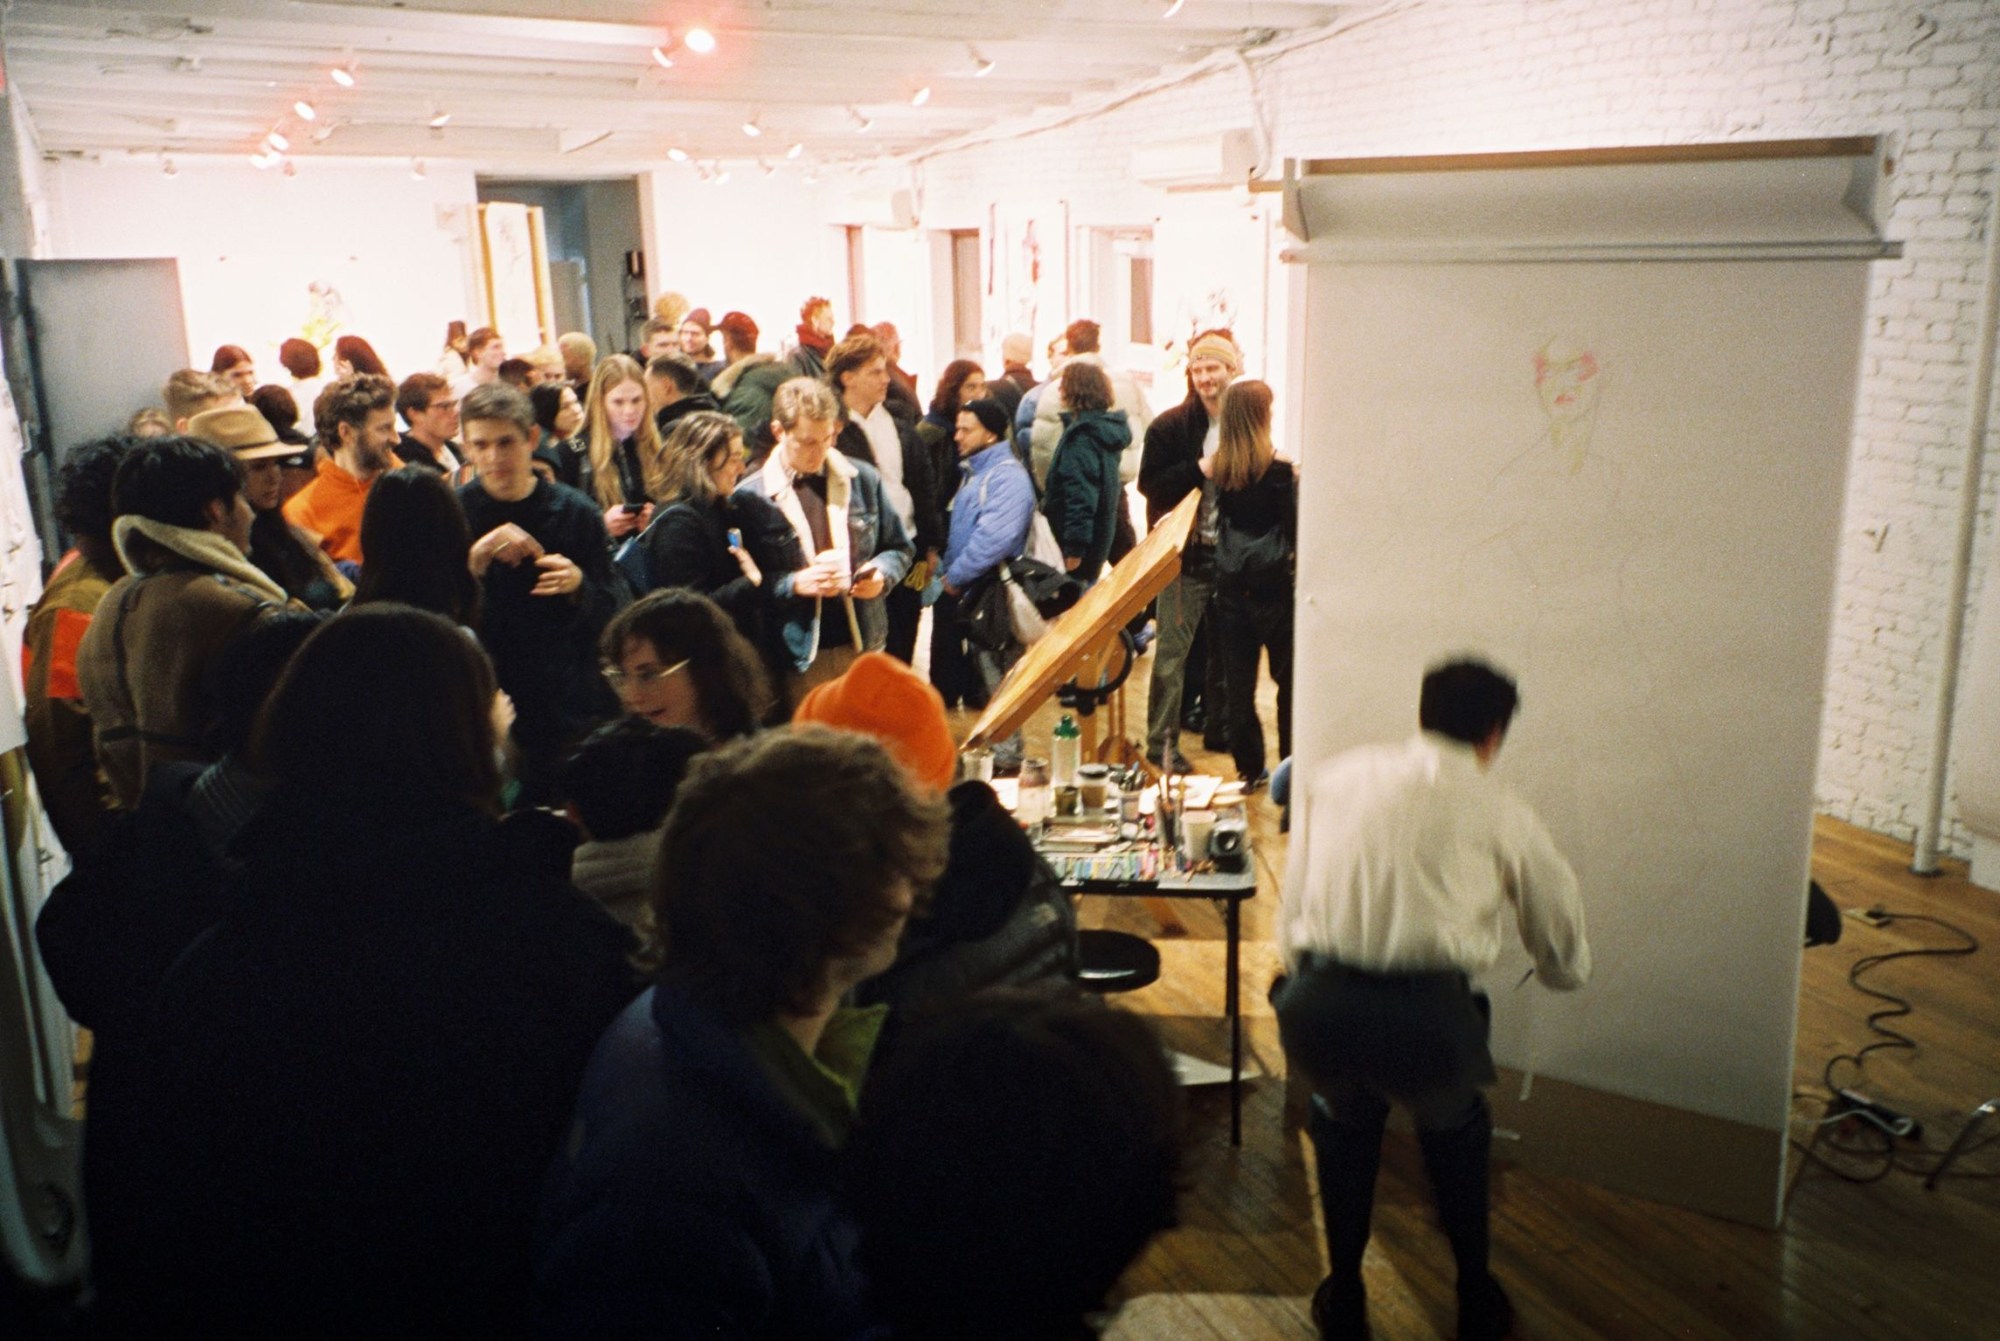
[1417,1101,1514,1341]
[1306,1101,1383,1341]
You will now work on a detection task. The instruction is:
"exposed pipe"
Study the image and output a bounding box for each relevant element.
[1912,145,2000,874]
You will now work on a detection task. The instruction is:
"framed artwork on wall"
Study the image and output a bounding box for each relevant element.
[477,202,555,354]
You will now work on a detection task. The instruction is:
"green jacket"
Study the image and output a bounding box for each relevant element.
[715,354,797,450]
[1040,408,1131,583]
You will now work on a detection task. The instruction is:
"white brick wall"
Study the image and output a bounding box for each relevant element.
[920,0,2000,856]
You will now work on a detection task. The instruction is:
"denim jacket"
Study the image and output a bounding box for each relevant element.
[735,448,913,672]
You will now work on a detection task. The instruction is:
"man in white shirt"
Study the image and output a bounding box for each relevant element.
[827,331,941,664]
[1274,658,1590,1341]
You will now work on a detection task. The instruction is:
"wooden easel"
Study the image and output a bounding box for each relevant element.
[965,492,1201,933]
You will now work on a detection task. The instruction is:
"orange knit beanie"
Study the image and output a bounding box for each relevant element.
[792,651,956,792]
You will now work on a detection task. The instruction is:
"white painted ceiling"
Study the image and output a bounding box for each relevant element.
[2,0,1355,176]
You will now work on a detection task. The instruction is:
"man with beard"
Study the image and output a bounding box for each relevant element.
[286,374,403,566]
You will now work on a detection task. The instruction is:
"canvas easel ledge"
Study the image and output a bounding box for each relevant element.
[964,491,1199,759]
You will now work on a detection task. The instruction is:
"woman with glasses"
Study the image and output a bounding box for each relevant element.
[639,411,806,664]
[599,589,776,741]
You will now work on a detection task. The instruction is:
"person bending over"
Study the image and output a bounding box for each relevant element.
[1273,658,1591,1341]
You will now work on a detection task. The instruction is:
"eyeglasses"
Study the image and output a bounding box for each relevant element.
[600,657,690,690]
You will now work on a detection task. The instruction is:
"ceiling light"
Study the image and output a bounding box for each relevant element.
[330,64,356,88]
[759,159,776,177]
[848,106,873,132]
[714,167,731,184]
[684,27,717,55]
[970,47,995,77]
[250,149,280,169]
[1162,0,1186,15]
[310,122,335,143]
[428,110,451,129]
[741,118,762,138]
[667,146,689,162]
[265,129,290,152]
[651,45,675,69]
[911,85,931,107]
[786,142,803,159]
[293,99,317,121]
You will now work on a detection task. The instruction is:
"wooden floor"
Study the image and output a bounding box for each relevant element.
[954,659,2000,1340]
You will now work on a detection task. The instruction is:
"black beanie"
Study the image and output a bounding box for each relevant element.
[962,397,1012,442]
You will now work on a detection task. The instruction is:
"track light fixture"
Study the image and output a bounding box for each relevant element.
[667,146,690,162]
[683,27,716,55]
[410,158,427,181]
[293,99,317,121]
[742,117,762,138]
[848,106,873,133]
[970,46,995,77]
[651,45,675,69]
[330,63,357,88]
[265,129,290,152]
[786,142,804,159]
[428,110,452,129]
[911,85,931,107]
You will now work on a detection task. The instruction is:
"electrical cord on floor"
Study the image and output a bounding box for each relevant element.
[1788,908,1987,1186]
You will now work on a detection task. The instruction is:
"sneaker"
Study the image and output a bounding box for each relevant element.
[1309,1274,1370,1341]
[1240,770,1269,793]
[1145,745,1192,774]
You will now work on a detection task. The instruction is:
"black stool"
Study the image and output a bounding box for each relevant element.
[1074,929,1161,994]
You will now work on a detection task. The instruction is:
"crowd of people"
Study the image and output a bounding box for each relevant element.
[13,292,1323,1337]
[8,276,1607,1341]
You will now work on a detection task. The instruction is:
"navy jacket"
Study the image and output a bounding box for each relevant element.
[535,985,876,1339]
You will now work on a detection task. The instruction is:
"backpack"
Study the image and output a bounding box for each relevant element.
[1214,506,1294,593]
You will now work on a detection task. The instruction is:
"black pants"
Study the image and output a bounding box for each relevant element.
[1274,958,1500,1312]
[1213,589,1292,780]
[884,581,922,664]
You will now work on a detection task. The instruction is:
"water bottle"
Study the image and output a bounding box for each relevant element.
[1052,714,1081,788]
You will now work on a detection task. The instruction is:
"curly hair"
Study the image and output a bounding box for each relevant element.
[639,726,950,1022]
[55,436,139,574]
[599,589,773,740]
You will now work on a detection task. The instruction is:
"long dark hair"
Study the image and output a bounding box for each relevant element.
[253,604,501,812]
[352,467,481,628]
[248,510,342,611]
[334,334,390,378]
[927,360,984,422]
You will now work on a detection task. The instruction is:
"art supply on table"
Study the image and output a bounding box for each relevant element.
[1051,713,1081,786]
[1017,757,1051,829]
[1054,784,1080,817]
[1180,808,1217,863]
[960,745,994,784]
[1078,763,1110,810]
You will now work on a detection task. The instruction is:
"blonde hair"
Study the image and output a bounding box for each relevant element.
[771,377,840,432]
[1212,380,1275,492]
[583,354,665,509]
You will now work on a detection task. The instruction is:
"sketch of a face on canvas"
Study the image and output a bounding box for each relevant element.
[1532,339,1602,471]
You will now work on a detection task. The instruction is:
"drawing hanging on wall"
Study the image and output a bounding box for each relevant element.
[1532,338,1605,470]
[986,200,1068,357]
[478,202,555,355]
[1154,196,1273,382]
[298,280,349,350]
